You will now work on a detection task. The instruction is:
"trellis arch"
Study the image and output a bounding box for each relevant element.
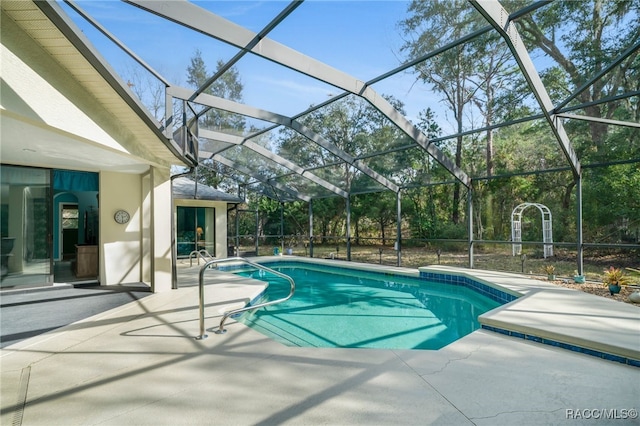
[511,203,554,258]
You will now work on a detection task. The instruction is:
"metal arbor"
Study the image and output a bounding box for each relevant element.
[511,203,553,258]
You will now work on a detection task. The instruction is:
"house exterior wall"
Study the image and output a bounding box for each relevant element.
[99,171,142,285]
[150,167,172,292]
[98,169,173,291]
[2,8,182,292]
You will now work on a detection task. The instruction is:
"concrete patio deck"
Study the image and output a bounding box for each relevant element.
[1,259,638,425]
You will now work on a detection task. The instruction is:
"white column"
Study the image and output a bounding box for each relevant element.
[150,167,172,292]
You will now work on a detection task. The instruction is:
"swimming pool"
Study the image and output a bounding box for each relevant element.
[230,261,502,350]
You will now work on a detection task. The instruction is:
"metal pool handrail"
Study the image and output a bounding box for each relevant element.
[196,257,295,340]
[189,249,214,266]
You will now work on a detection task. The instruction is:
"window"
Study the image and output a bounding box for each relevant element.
[62,206,78,229]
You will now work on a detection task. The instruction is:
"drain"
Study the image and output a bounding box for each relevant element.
[12,365,30,426]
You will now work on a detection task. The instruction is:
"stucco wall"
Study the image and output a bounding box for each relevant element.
[214,202,230,258]
[151,167,172,292]
[100,171,142,285]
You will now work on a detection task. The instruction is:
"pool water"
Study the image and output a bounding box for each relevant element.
[235,265,501,350]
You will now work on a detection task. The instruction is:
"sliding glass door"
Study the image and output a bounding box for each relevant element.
[176,206,215,257]
[1,165,52,289]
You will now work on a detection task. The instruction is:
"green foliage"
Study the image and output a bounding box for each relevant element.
[185,50,245,190]
[435,222,467,240]
[221,2,639,250]
[602,266,631,287]
[582,164,640,242]
[513,0,639,151]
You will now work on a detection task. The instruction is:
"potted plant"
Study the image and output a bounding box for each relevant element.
[284,236,296,255]
[573,270,585,284]
[602,266,630,295]
[543,264,556,280]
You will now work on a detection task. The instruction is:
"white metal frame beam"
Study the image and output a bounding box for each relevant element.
[210,154,311,202]
[555,114,640,129]
[126,0,469,188]
[188,1,303,102]
[199,128,348,198]
[169,86,397,194]
[470,0,581,178]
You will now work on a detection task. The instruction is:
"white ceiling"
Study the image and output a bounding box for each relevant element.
[1,112,151,174]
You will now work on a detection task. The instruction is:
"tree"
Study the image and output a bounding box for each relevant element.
[250,196,281,243]
[399,0,488,224]
[397,107,451,239]
[123,63,166,122]
[508,0,640,243]
[312,198,345,244]
[510,0,640,150]
[185,50,245,189]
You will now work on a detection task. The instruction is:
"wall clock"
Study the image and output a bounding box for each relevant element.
[114,209,130,224]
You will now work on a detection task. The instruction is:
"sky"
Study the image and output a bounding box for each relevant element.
[58,1,619,140]
[62,0,451,128]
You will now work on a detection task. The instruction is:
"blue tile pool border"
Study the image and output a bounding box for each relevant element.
[219,259,517,305]
[481,325,640,368]
[417,270,519,305]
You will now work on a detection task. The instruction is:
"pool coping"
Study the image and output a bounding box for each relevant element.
[3,261,638,426]
[251,257,640,366]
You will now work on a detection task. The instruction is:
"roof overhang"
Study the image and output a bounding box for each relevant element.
[173,177,244,203]
[1,0,192,173]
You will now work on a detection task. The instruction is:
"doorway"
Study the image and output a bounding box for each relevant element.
[0,166,100,290]
[52,170,99,283]
[61,203,79,260]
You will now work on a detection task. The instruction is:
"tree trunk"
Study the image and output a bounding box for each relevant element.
[452,134,463,224]
[320,222,328,244]
[486,129,494,177]
[563,180,576,210]
[584,103,609,149]
[452,77,464,224]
